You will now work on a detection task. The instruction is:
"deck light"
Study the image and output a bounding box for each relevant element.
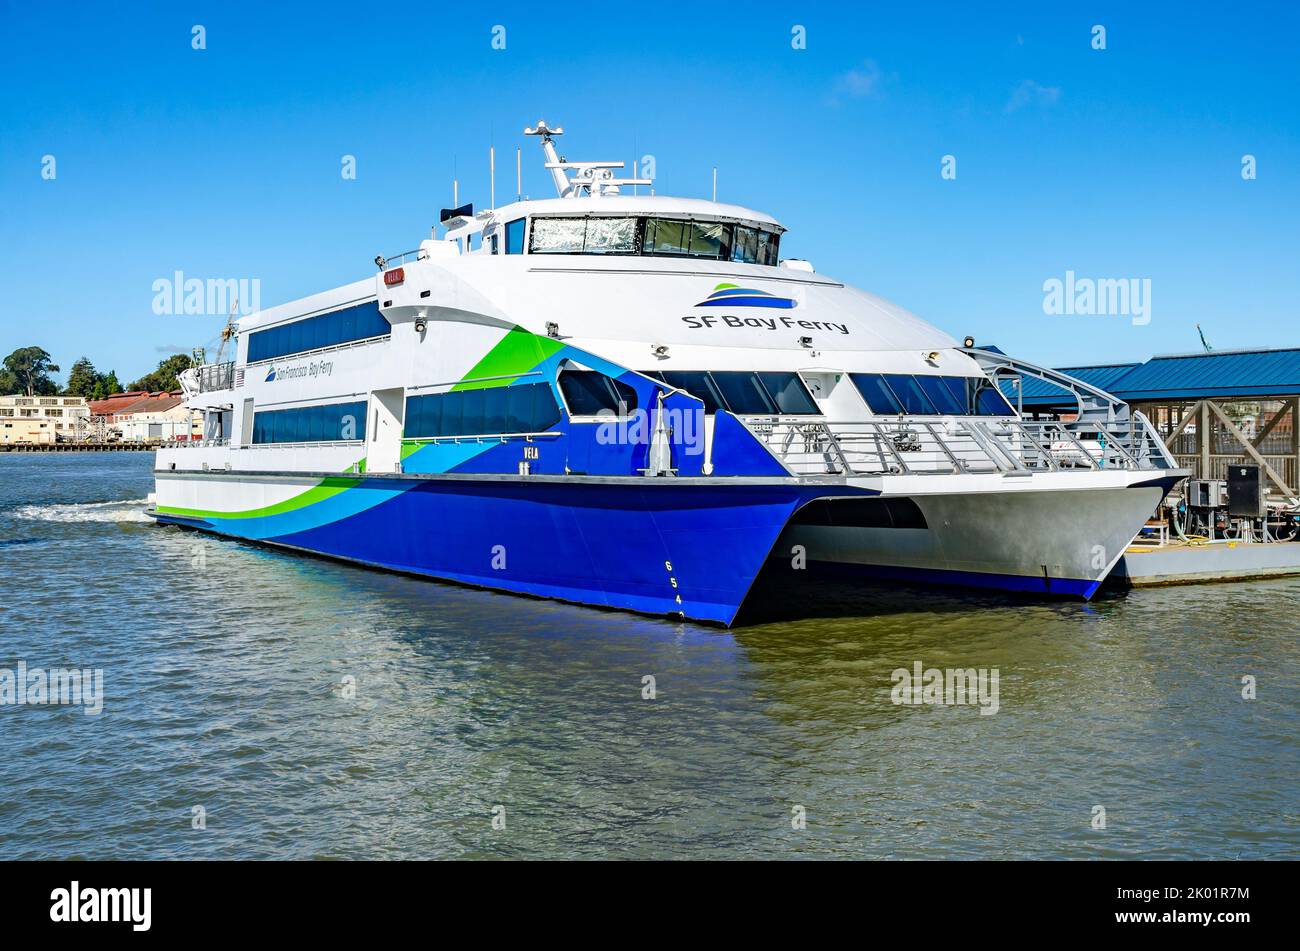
[546,321,560,338]
[414,319,427,334]
[798,336,813,348]
[651,344,669,358]
[963,336,976,348]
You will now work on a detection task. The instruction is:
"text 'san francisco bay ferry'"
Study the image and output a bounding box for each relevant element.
[151,122,1185,624]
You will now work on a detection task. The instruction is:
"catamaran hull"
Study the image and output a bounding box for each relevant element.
[779,476,1183,599]
[150,472,861,625]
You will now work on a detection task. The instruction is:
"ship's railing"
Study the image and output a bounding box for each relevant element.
[194,362,235,393]
[742,413,1178,477]
[380,248,430,268]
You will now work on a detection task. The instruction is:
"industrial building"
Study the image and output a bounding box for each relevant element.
[0,395,90,444]
[88,391,201,442]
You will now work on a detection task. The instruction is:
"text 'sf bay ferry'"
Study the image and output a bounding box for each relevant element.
[151,122,1185,625]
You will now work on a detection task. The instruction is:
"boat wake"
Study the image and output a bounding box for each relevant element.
[12,499,152,524]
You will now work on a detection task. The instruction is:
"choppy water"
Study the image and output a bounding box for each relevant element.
[0,452,1296,859]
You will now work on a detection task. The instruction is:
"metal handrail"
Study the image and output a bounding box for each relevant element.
[195,362,235,393]
[740,414,1180,477]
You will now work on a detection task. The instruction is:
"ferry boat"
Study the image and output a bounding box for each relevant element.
[151,121,1186,624]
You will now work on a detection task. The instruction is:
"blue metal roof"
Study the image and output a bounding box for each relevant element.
[1105,348,1300,400]
[1001,348,1300,407]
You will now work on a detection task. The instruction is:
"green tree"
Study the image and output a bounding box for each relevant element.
[101,370,121,395]
[91,379,106,401]
[2,347,60,397]
[65,356,101,398]
[128,353,193,392]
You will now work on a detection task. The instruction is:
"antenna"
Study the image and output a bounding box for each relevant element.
[453,178,458,207]
[1196,323,1213,352]
[525,119,652,198]
[524,120,570,196]
[489,145,495,210]
[516,148,522,201]
[712,166,717,202]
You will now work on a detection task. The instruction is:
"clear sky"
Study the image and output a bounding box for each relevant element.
[1,0,1296,385]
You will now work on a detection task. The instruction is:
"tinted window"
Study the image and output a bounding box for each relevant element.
[937,376,1015,416]
[711,371,777,415]
[975,385,1015,416]
[405,382,559,438]
[915,375,965,415]
[882,375,938,415]
[559,370,638,416]
[757,372,819,414]
[504,218,525,254]
[852,374,904,415]
[643,219,733,259]
[658,371,726,414]
[251,401,367,444]
[653,371,818,416]
[247,302,388,363]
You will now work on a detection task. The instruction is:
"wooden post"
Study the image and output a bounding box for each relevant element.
[1200,401,1211,480]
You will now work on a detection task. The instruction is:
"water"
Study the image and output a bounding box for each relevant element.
[1,452,1296,859]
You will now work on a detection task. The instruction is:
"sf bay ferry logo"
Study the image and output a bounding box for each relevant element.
[265,360,333,383]
[695,283,796,309]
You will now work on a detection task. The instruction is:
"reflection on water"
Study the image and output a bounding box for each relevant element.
[0,453,1296,859]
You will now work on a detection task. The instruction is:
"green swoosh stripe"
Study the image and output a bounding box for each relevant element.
[452,326,564,391]
[156,476,360,520]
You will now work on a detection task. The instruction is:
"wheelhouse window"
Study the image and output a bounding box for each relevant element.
[504,218,526,254]
[642,218,732,259]
[515,214,782,264]
[404,381,560,438]
[558,370,638,416]
[529,217,638,254]
[647,370,819,416]
[732,225,779,266]
[851,374,1017,417]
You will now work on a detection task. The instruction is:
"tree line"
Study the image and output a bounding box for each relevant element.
[1,347,196,400]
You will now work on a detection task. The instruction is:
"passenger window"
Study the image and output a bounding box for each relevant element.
[658,371,726,414]
[851,374,904,415]
[404,382,560,437]
[882,375,938,415]
[756,372,819,415]
[710,372,778,415]
[559,370,638,416]
[915,376,965,415]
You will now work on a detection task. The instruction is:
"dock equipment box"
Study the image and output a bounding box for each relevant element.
[1227,465,1266,518]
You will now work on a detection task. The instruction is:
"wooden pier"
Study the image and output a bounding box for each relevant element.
[0,442,157,453]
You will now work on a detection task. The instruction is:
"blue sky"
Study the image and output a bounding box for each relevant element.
[1,0,1296,385]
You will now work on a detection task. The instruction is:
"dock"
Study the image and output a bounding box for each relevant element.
[1113,539,1300,587]
[0,442,156,453]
